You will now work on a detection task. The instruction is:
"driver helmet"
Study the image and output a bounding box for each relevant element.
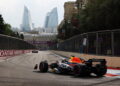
[61,58,67,63]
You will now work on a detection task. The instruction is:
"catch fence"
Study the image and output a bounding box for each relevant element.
[51,29,120,56]
[0,34,35,50]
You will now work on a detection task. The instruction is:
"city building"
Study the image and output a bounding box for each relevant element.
[24,33,57,50]
[44,7,58,33]
[64,1,78,21]
[76,0,89,9]
[44,12,50,29]
[57,1,78,40]
[11,27,20,32]
[21,6,33,32]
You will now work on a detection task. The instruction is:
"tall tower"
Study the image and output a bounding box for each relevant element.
[44,7,58,33]
[44,12,50,28]
[21,6,33,32]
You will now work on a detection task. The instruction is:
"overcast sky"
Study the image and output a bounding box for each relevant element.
[0,0,75,28]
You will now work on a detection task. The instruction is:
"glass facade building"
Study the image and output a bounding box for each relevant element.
[44,7,58,33]
[21,6,33,32]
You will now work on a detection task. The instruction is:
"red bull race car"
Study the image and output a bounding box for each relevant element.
[38,56,107,77]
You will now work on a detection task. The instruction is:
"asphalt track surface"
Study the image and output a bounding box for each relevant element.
[0,51,120,86]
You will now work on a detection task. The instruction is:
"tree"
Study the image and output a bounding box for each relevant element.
[0,14,5,34]
[0,14,22,39]
[4,24,13,35]
[16,32,20,38]
[79,0,120,33]
[20,34,24,40]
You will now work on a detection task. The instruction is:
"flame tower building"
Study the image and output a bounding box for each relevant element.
[21,6,33,32]
[44,7,58,33]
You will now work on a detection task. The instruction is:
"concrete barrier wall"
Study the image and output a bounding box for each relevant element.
[52,50,120,68]
[0,50,32,60]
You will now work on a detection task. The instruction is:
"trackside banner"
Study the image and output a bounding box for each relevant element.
[0,50,31,57]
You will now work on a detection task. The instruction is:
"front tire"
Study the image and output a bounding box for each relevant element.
[39,61,48,72]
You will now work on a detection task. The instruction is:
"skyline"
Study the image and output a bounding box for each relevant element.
[0,0,76,29]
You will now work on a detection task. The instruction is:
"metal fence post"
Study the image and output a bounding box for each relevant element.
[96,32,99,55]
[111,31,114,56]
[86,34,89,54]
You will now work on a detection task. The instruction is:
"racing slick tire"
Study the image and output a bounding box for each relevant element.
[73,64,91,76]
[94,64,107,77]
[39,61,48,72]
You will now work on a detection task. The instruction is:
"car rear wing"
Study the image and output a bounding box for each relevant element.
[86,59,107,65]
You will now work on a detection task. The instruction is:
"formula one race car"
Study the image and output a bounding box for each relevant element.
[39,56,107,77]
[32,50,38,53]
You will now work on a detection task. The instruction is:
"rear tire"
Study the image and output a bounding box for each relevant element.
[94,64,107,77]
[39,61,48,72]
